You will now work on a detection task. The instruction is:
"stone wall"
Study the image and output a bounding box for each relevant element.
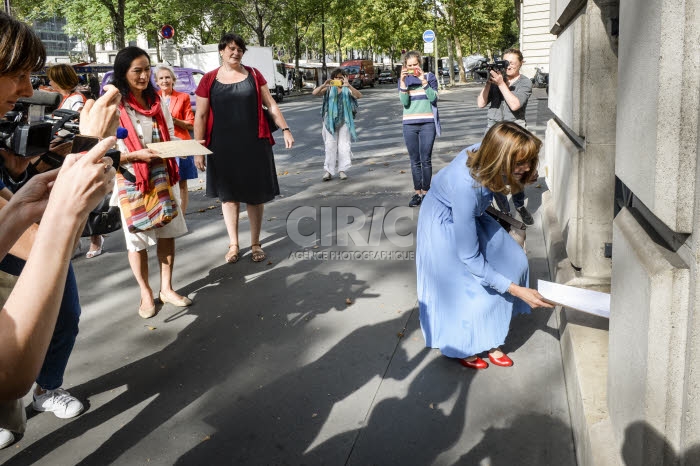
[610,0,700,461]
[544,0,616,279]
[546,0,700,463]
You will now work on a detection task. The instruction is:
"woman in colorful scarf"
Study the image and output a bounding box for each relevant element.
[110,46,191,319]
[312,68,362,181]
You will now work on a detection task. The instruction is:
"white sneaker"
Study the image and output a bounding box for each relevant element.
[322,171,332,181]
[339,171,348,180]
[33,388,84,419]
[0,428,14,449]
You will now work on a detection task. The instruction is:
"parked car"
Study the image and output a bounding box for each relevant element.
[378,71,395,84]
[100,66,205,113]
[440,65,460,77]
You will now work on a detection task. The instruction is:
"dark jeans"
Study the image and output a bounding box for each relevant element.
[493,190,526,214]
[403,123,436,191]
[0,255,80,390]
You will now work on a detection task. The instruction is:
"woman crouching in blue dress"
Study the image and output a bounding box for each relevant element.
[416,121,553,370]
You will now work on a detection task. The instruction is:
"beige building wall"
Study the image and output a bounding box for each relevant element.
[519,0,556,78]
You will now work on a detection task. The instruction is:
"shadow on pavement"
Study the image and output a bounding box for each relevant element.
[2,234,416,465]
[456,412,575,465]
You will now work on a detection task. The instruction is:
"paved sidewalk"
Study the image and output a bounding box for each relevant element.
[0,86,572,465]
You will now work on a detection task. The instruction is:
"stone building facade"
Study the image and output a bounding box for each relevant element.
[541,0,700,464]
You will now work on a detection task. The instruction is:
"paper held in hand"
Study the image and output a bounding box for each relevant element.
[147,140,212,158]
[537,279,610,318]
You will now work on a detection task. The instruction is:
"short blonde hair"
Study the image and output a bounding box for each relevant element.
[154,64,176,82]
[467,122,541,194]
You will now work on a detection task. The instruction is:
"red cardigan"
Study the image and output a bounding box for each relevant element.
[195,65,275,147]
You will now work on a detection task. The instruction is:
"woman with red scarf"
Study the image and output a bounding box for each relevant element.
[110,47,191,319]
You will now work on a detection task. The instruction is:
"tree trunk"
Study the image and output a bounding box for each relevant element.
[257,14,265,46]
[448,3,466,82]
[88,42,96,62]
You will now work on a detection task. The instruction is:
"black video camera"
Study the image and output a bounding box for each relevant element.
[474,59,510,73]
[0,90,82,158]
[0,112,54,158]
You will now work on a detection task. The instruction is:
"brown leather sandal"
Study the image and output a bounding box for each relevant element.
[225,244,240,263]
[251,243,266,262]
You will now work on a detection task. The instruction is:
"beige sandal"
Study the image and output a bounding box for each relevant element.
[251,243,266,262]
[225,244,240,263]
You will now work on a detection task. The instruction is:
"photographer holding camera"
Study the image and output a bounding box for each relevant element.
[399,50,440,208]
[0,12,119,448]
[312,68,362,181]
[476,49,534,225]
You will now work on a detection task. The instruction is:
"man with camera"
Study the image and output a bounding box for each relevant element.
[476,48,534,225]
[0,12,120,449]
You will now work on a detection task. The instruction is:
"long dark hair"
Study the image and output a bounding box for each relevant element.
[112,46,158,105]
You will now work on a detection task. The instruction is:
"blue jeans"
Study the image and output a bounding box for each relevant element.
[0,255,80,390]
[403,123,436,191]
[493,190,526,214]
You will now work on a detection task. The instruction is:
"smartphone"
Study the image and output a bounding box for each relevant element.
[71,135,100,153]
[72,135,121,170]
[330,79,343,87]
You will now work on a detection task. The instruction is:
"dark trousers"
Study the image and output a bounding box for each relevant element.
[0,255,81,390]
[403,122,436,191]
[493,190,525,214]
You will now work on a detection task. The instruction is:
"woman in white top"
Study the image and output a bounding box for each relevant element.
[110,46,190,319]
[48,64,107,257]
[47,64,86,112]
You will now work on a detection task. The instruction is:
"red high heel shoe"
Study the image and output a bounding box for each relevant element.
[460,357,488,370]
[488,352,514,367]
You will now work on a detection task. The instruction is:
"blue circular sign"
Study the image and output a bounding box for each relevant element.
[160,25,175,39]
[423,30,435,43]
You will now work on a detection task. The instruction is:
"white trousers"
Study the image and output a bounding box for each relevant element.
[322,124,352,175]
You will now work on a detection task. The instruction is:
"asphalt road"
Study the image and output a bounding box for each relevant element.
[272,83,491,167]
[0,85,573,465]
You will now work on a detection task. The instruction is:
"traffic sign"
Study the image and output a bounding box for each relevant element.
[160,24,175,40]
[423,30,435,43]
[161,39,177,65]
[423,42,434,54]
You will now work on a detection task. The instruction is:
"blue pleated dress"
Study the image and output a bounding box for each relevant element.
[416,146,530,359]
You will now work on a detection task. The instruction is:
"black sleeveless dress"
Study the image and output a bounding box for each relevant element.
[207,74,280,204]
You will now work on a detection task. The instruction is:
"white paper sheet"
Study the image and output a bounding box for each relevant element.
[537,279,610,318]
[146,139,212,158]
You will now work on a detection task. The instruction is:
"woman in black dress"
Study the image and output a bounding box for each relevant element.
[194,33,294,263]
